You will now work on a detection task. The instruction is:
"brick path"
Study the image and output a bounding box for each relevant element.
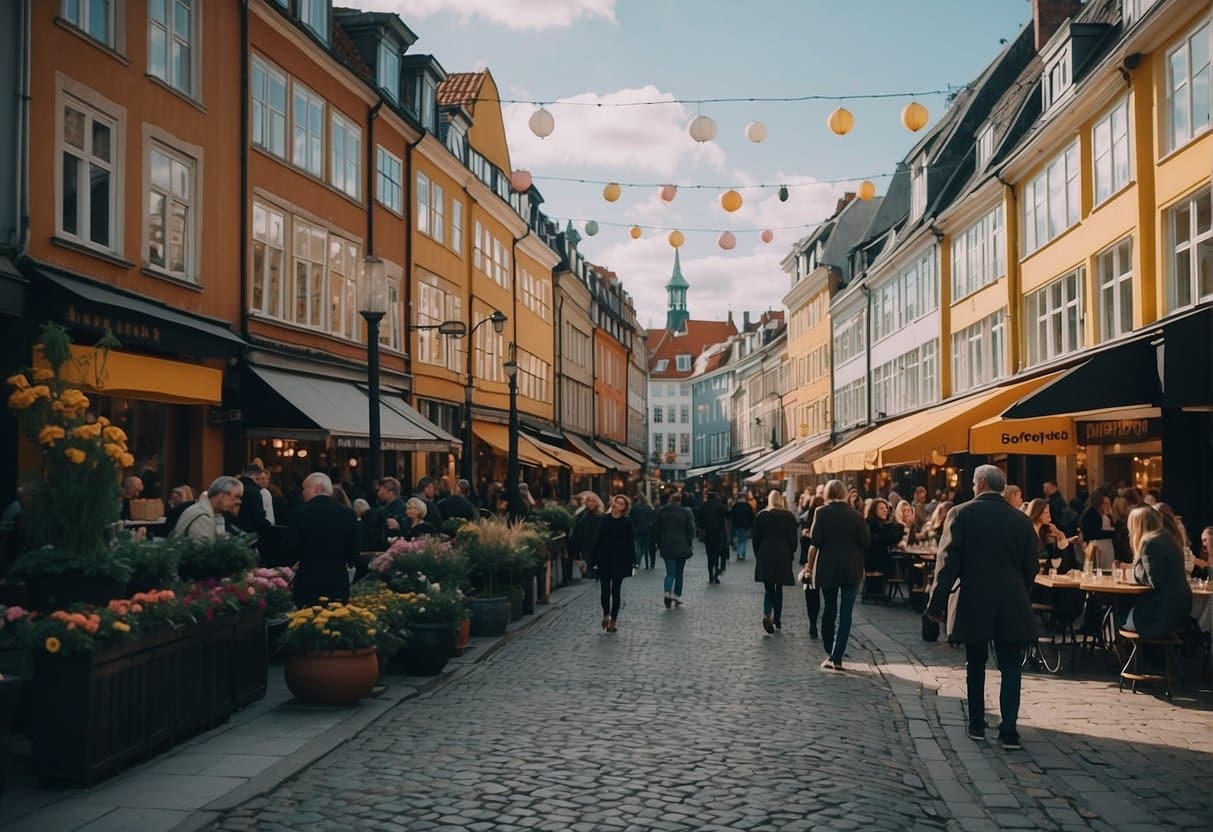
[210,546,1213,832]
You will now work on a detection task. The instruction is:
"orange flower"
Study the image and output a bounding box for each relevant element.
[7,389,35,410]
[6,374,29,390]
[44,636,61,654]
[120,452,135,468]
[38,425,66,446]
[131,603,143,614]
[32,367,54,382]
[29,384,51,400]
[64,448,86,464]
[74,423,104,441]
[103,426,128,443]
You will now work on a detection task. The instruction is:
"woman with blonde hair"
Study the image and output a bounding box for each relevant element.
[752,490,798,633]
[1123,506,1191,638]
[568,491,604,581]
[893,501,919,547]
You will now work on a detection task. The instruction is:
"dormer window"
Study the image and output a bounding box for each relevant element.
[676,354,691,372]
[910,157,927,220]
[976,124,994,168]
[1043,45,1072,111]
[446,121,467,161]
[419,75,436,132]
[377,41,400,103]
[298,0,330,44]
[1123,0,1158,27]
[655,359,669,372]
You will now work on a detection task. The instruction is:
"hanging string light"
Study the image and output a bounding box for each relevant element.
[901,101,929,132]
[717,231,736,250]
[528,106,555,138]
[629,225,643,240]
[584,220,599,236]
[720,190,743,213]
[668,230,685,248]
[688,114,718,143]
[857,180,877,201]
[745,121,768,143]
[827,106,854,136]
[660,184,678,202]
[602,182,621,202]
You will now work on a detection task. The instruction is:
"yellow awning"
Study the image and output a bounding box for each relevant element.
[473,422,565,469]
[815,373,1062,473]
[969,414,1077,456]
[526,434,606,476]
[35,345,222,405]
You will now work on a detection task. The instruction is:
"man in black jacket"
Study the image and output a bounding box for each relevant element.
[377,477,407,534]
[928,465,1038,751]
[654,493,696,607]
[628,493,656,569]
[700,491,729,584]
[438,478,478,523]
[282,472,361,607]
[413,476,444,526]
[729,494,756,561]
[233,463,279,562]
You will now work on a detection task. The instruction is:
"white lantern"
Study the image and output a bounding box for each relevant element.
[529,106,555,139]
[745,121,768,143]
[689,115,717,143]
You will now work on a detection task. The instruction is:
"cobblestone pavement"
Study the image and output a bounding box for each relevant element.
[211,547,1213,832]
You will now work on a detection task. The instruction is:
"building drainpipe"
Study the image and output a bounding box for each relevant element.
[401,133,424,383]
[997,175,1020,373]
[555,293,564,431]
[12,0,31,260]
[860,284,873,426]
[238,0,250,340]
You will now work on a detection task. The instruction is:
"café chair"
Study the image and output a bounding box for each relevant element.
[1118,627,1183,700]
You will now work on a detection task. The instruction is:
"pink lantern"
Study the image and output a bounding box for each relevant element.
[510,169,533,193]
[660,184,677,203]
[717,231,736,251]
[760,229,774,244]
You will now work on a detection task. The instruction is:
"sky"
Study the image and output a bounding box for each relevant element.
[362,0,1032,328]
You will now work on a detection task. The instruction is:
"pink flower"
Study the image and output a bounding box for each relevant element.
[5,606,27,622]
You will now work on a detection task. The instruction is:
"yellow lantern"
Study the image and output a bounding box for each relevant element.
[902,101,929,132]
[603,182,622,202]
[629,225,642,240]
[720,190,743,213]
[857,180,877,201]
[668,230,685,248]
[827,106,854,136]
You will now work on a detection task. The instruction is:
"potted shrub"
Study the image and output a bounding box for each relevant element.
[279,601,380,705]
[458,520,524,637]
[115,535,180,593]
[176,532,258,582]
[391,587,464,676]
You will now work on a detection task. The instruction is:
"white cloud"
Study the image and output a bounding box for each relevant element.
[358,0,615,30]
[503,87,727,176]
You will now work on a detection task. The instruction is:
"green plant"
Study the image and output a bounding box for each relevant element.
[10,545,133,584]
[279,601,379,653]
[176,532,258,581]
[115,535,180,592]
[441,516,472,537]
[369,536,468,593]
[529,505,574,535]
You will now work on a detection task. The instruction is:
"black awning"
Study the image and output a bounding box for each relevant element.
[1159,304,1212,409]
[1004,336,1162,419]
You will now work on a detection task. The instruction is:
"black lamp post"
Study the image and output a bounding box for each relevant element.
[359,257,388,487]
[503,343,521,520]
[767,390,787,451]
[462,310,508,485]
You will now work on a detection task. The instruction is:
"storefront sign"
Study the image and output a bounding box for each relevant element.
[969,414,1077,456]
[334,436,447,453]
[208,407,243,425]
[65,304,162,346]
[1076,418,1162,445]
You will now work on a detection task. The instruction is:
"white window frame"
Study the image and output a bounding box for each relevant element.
[381,265,402,352]
[148,0,196,96]
[676,354,691,371]
[654,359,668,372]
[62,0,116,47]
[375,146,402,213]
[1093,99,1130,205]
[291,217,328,329]
[251,199,287,319]
[1043,46,1072,110]
[1124,0,1159,26]
[251,55,287,159]
[330,111,360,199]
[146,141,195,280]
[327,236,360,341]
[1022,140,1080,255]
[430,183,444,244]
[951,205,1005,300]
[1166,19,1212,152]
[451,199,463,255]
[416,172,430,235]
[1167,186,1213,311]
[58,90,121,254]
[975,124,994,169]
[1097,237,1134,342]
[1025,269,1084,366]
[377,40,399,103]
[950,310,1007,394]
[910,157,927,220]
[292,82,325,178]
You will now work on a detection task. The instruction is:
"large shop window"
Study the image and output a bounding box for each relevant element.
[61,95,118,252]
[1168,186,1213,311]
[146,143,195,280]
[1025,269,1084,366]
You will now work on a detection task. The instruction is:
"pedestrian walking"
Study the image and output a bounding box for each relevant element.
[798,493,824,638]
[927,465,1038,750]
[700,491,728,584]
[282,473,362,608]
[655,492,695,608]
[729,494,756,560]
[752,490,798,634]
[568,492,604,581]
[807,480,870,670]
[590,495,636,633]
[629,493,656,569]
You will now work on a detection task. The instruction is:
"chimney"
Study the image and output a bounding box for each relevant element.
[743,311,752,330]
[835,192,856,215]
[727,311,734,328]
[1033,0,1082,52]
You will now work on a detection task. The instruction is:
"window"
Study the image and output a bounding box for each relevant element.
[416,281,445,367]
[377,40,399,102]
[910,157,927,220]
[446,122,467,162]
[516,349,550,402]
[871,340,938,417]
[60,96,116,251]
[1022,141,1080,255]
[1025,269,1084,365]
[381,273,401,351]
[451,200,463,254]
[680,405,689,423]
[1166,20,1211,151]
[1043,47,1072,110]
[951,205,1005,300]
[149,0,193,95]
[431,183,444,244]
[1096,238,1134,342]
[251,56,287,159]
[666,406,676,423]
[62,0,114,46]
[420,76,436,132]
[975,124,994,169]
[666,434,676,454]
[330,112,360,199]
[146,144,193,279]
[832,312,865,364]
[676,354,691,371]
[472,220,481,269]
[292,218,327,328]
[653,407,663,423]
[679,433,690,454]
[298,0,329,43]
[1168,186,1213,310]
[654,359,668,372]
[251,201,286,318]
[1093,100,1130,205]
[872,249,938,342]
[950,310,1007,394]
[376,146,401,213]
[1124,0,1158,25]
[652,432,662,453]
[328,236,360,341]
[416,173,429,234]
[292,83,324,177]
[833,378,866,430]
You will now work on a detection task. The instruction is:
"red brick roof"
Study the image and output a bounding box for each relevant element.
[331,20,374,83]
[647,319,737,379]
[438,72,485,107]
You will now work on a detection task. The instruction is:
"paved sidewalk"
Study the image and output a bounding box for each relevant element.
[0,580,594,832]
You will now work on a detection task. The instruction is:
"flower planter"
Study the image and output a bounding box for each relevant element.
[175,614,236,739]
[454,618,471,656]
[284,647,378,705]
[394,622,456,676]
[467,596,511,637]
[232,608,268,708]
[23,572,128,612]
[0,675,22,797]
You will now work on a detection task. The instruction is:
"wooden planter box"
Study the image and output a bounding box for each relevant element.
[232,608,268,708]
[175,614,236,739]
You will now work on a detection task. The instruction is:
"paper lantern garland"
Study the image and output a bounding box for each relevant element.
[668,230,685,248]
[584,220,599,236]
[603,182,621,202]
[760,229,774,244]
[660,184,678,202]
[745,121,768,143]
[901,101,929,132]
[720,190,743,213]
[717,231,736,250]
[529,106,555,139]
[857,180,877,201]
[827,107,854,136]
[689,115,718,143]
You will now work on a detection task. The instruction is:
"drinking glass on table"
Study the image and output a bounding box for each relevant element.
[1050,557,1062,576]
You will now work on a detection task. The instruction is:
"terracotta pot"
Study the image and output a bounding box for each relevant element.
[454,618,471,656]
[284,647,378,706]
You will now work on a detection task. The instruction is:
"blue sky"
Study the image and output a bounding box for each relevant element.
[364,0,1032,327]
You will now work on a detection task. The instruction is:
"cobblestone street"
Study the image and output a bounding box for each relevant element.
[211,547,1213,832]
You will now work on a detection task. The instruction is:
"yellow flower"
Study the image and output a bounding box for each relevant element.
[6,374,29,390]
[44,636,61,654]
[120,453,134,468]
[30,385,51,400]
[64,448,87,464]
[74,423,103,440]
[32,368,54,382]
[7,390,34,410]
[112,620,131,633]
[103,442,125,460]
[97,415,110,426]
[103,426,127,443]
[38,425,66,446]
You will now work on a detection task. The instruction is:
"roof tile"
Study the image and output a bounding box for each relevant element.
[438,72,486,107]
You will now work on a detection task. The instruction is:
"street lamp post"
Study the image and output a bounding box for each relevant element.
[503,344,521,520]
[359,257,388,486]
[766,390,787,450]
[461,310,507,484]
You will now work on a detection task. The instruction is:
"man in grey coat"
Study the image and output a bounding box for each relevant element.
[655,493,696,608]
[928,465,1038,751]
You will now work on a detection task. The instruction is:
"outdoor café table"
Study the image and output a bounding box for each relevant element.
[1188,584,1213,674]
[1081,577,1150,668]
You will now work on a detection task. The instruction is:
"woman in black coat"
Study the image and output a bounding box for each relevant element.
[591,494,636,633]
[753,490,799,634]
[808,480,871,670]
[798,494,825,638]
[864,498,905,598]
[1123,506,1192,639]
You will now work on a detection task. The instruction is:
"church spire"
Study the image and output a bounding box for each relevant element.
[665,249,690,331]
